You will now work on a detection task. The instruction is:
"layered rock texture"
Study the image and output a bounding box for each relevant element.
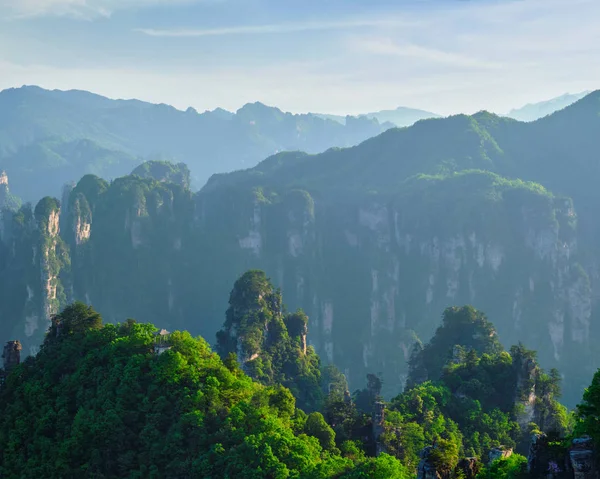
[1,92,600,405]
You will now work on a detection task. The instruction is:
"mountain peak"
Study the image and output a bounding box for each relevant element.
[237,101,281,113]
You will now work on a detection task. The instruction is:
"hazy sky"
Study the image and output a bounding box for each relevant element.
[0,0,598,115]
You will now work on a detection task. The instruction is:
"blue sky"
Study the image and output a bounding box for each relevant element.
[0,0,598,115]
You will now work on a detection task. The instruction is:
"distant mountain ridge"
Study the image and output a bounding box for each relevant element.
[314,106,441,127]
[0,85,595,204]
[314,91,595,127]
[0,85,393,202]
[505,91,592,121]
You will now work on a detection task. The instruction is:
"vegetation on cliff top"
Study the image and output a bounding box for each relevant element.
[216,270,341,413]
[374,306,569,475]
[0,301,409,479]
[2,279,600,478]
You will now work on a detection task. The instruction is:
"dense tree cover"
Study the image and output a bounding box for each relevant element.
[216,270,326,412]
[1,293,595,478]
[575,368,600,449]
[369,306,570,476]
[406,306,503,388]
[0,301,410,479]
[131,161,191,190]
[476,454,528,479]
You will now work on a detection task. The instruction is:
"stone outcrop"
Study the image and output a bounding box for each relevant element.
[0,171,9,209]
[489,446,513,463]
[0,340,22,387]
[569,437,596,479]
[526,433,586,477]
[417,446,443,479]
[528,433,545,475]
[2,340,22,372]
[456,458,479,479]
[514,353,538,427]
[372,401,385,456]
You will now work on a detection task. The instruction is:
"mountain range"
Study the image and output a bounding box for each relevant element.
[0,86,590,205]
[1,89,599,409]
[313,106,441,127]
[0,86,393,203]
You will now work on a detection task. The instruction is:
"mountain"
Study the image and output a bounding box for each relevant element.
[363,106,442,127]
[0,86,393,203]
[506,91,591,122]
[0,138,140,202]
[314,106,440,127]
[1,90,600,409]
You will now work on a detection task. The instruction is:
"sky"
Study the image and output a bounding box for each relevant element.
[0,0,598,116]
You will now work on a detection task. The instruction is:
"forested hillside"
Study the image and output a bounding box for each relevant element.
[1,277,597,478]
[1,91,600,409]
[0,300,408,478]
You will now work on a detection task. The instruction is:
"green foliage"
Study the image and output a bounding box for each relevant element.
[0,303,410,478]
[46,301,103,339]
[304,412,337,452]
[476,454,528,479]
[34,196,60,222]
[384,306,568,475]
[353,373,383,414]
[131,161,191,190]
[217,270,324,411]
[575,368,600,445]
[407,306,503,386]
[336,453,411,479]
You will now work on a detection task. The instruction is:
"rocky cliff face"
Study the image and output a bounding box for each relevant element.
[0,195,69,354]
[0,168,591,405]
[195,173,590,403]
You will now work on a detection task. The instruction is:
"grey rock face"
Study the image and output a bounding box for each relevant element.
[570,437,596,479]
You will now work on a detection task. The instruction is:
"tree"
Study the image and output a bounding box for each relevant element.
[576,368,600,444]
[46,301,103,342]
[304,412,337,452]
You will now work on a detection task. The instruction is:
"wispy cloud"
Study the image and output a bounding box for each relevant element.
[0,0,208,20]
[1,0,599,116]
[135,17,420,37]
[353,37,503,70]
